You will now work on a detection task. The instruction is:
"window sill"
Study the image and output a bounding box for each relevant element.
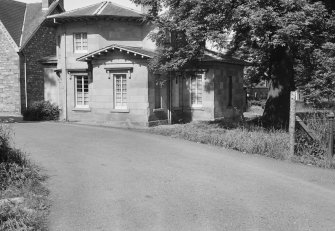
[74,51,88,54]
[182,107,205,111]
[153,108,165,112]
[72,107,91,112]
[190,106,204,111]
[110,109,130,113]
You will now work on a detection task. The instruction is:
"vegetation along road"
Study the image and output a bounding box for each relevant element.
[12,122,335,231]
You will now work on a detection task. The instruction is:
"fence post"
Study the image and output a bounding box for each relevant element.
[289,91,296,158]
[327,112,334,167]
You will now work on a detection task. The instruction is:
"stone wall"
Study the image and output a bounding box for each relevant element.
[0,29,21,114]
[214,64,245,119]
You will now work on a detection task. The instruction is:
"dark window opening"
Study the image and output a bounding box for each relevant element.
[228,76,233,106]
[155,75,162,109]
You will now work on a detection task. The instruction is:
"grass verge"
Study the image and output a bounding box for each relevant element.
[149,119,334,168]
[0,124,49,231]
[149,121,291,160]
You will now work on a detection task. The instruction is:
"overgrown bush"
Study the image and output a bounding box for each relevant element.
[0,125,49,230]
[23,101,60,121]
[0,125,27,166]
[295,112,332,167]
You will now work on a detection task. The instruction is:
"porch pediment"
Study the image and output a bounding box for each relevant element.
[77,44,157,62]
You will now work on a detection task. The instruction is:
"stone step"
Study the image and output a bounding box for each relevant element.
[0,113,23,123]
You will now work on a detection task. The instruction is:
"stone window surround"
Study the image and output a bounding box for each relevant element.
[189,73,204,108]
[106,68,133,112]
[74,75,90,109]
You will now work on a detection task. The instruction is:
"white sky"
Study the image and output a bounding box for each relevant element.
[15,0,140,11]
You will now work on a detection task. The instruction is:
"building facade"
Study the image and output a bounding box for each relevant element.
[46,1,247,126]
[1,0,247,126]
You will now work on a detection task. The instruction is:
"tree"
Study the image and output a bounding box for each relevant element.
[132,0,334,127]
[315,0,335,11]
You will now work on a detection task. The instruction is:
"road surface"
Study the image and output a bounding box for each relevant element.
[12,122,335,231]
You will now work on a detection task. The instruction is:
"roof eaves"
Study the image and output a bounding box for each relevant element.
[19,4,28,47]
[77,44,154,62]
[201,58,250,66]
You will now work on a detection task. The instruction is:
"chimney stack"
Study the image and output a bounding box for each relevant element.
[141,3,158,16]
[141,5,150,15]
[42,0,64,10]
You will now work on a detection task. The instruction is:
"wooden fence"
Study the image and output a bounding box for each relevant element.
[290,91,334,167]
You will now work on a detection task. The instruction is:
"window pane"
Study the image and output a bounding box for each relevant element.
[155,79,161,109]
[114,74,127,108]
[76,76,89,106]
[74,33,88,51]
[190,74,202,106]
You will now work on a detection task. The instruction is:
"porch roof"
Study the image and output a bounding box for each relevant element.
[77,45,249,66]
[77,44,157,62]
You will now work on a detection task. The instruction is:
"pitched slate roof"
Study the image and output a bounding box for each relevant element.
[0,0,64,49]
[0,0,26,46]
[49,1,142,20]
[202,50,250,66]
[50,2,101,18]
[100,2,142,17]
[77,44,156,62]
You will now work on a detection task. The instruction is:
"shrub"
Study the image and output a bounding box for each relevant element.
[23,101,60,121]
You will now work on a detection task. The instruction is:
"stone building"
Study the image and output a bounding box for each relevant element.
[1,0,247,126]
[0,0,64,119]
[46,1,247,126]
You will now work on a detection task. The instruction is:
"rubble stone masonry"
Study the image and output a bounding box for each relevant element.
[21,24,57,109]
[0,29,21,114]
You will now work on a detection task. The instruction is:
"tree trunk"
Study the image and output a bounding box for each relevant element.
[262,47,295,129]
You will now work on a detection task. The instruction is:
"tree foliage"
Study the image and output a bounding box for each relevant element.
[133,0,335,124]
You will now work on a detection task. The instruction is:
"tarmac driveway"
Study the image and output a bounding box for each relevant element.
[12,122,335,231]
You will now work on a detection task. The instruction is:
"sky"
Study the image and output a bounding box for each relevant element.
[15,0,141,11]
